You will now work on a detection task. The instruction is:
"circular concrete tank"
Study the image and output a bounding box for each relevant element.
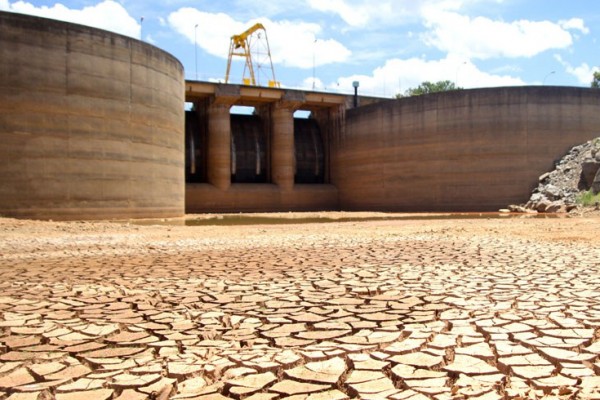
[0,11,184,220]
[336,86,600,212]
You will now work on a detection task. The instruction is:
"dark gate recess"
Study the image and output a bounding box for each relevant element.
[230,114,268,183]
[294,118,325,184]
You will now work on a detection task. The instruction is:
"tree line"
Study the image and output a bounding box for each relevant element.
[398,71,600,98]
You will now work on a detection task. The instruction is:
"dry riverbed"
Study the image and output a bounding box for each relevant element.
[1,213,600,399]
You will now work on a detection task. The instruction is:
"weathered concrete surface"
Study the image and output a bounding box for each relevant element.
[1,214,600,399]
[186,88,346,214]
[0,12,185,220]
[207,103,232,190]
[334,87,600,212]
[186,184,339,213]
[4,10,600,219]
[271,104,296,190]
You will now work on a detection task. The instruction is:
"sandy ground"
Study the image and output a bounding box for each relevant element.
[1,213,600,399]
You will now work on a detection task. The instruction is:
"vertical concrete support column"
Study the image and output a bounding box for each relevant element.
[207,102,231,190]
[321,105,345,186]
[312,108,331,183]
[271,103,296,190]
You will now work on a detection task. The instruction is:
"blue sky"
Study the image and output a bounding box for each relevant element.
[2,0,599,97]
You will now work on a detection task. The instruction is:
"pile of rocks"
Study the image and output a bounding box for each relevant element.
[509,138,600,213]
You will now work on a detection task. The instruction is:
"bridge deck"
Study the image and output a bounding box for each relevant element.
[185,81,377,110]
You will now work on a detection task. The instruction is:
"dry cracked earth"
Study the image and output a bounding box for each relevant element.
[1,214,600,400]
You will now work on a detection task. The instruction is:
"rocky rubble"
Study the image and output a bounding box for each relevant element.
[509,138,600,213]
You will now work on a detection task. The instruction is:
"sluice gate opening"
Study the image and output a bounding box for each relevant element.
[182,82,346,212]
[185,110,207,183]
[184,108,327,186]
[294,118,325,184]
[230,114,268,183]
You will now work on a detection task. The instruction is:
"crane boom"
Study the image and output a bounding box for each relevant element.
[225,23,279,87]
[231,23,265,49]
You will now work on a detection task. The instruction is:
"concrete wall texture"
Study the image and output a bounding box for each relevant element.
[334,87,600,211]
[3,12,600,219]
[0,12,185,220]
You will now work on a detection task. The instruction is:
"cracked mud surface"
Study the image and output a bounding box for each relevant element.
[1,214,600,399]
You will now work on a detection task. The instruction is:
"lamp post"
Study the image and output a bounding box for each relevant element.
[194,24,199,81]
[140,16,144,41]
[352,81,359,108]
[543,71,555,85]
[312,39,317,90]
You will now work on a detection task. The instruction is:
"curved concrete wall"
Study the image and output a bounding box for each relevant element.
[334,87,600,211]
[0,12,184,220]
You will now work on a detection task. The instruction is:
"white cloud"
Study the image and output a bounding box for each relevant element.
[554,55,598,85]
[305,0,389,27]
[1,0,140,38]
[305,0,466,28]
[167,8,351,70]
[333,56,525,97]
[299,77,324,91]
[422,9,575,59]
[560,18,589,35]
[145,34,156,45]
[233,0,295,19]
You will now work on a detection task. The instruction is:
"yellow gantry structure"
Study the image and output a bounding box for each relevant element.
[225,23,280,88]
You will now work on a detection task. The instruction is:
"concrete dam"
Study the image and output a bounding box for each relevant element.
[2,11,600,220]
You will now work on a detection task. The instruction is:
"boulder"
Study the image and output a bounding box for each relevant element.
[592,168,600,194]
[529,193,543,203]
[534,198,552,213]
[508,204,529,213]
[538,172,551,183]
[580,158,600,189]
[541,184,562,201]
[545,202,567,213]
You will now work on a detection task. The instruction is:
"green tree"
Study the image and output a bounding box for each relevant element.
[591,71,600,88]
[396,80,462,98]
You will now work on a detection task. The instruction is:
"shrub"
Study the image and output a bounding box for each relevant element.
[576,190,600,206]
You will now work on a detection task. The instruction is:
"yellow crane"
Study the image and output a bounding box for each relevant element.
[225,23,280,87]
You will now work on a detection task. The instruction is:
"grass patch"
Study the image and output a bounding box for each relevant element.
[577,190,600,206]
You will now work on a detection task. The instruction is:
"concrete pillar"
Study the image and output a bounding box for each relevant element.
[207,102,231,190]
[271,103,296,190]
[315,105,345,186]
